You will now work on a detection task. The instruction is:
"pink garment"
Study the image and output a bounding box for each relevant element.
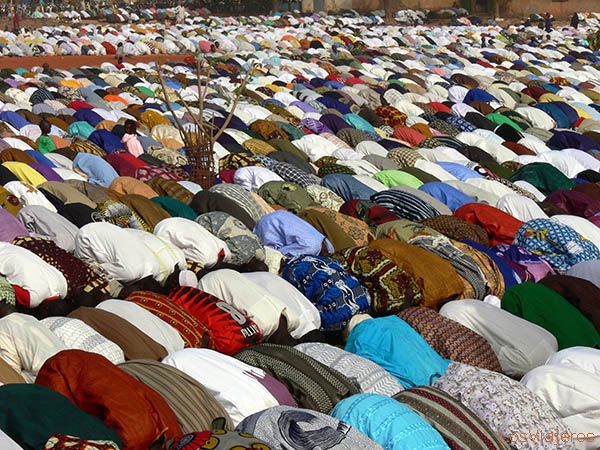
[122,134,144,158]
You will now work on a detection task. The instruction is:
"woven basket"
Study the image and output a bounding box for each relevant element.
[184,144,216,190]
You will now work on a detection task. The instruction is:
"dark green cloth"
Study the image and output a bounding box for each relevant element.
[0,384,122,449]
[258,181,317,213]
[508,162,576,195]
[152,196,198,220]
[502,282,600,349]
[268,139,310,162]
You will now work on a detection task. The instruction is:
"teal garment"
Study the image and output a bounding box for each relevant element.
[343,113,375,133]
[332,394,450,450]
[345,316,450,388]
[374,170,424,189]
[151,196,198,220]
[0,384,122,449]
[67,121,96,139]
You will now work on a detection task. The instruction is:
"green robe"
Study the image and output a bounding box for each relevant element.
[502,282,600,349]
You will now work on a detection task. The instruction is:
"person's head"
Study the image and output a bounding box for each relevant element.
[39,119,51,135]
[117,42,123,47]
[124,119,137,134]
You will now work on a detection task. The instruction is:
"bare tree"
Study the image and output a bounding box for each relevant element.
[383,0,394,19]
[156,59,253,189]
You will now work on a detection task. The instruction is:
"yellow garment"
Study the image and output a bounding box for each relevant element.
[538,93,564,103]
[2,162,47,187]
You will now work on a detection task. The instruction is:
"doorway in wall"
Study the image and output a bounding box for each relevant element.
[314,0,324,11]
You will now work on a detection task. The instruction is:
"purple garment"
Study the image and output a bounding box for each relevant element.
[299,118,333,135]
[0,207,29,242]
[317,97,351,115]
[0,140,11,151]
[248,371,297,407]
[544,190,600,218]
[492,244,555,282]
[3,79,19,89]
[29,163,63,182]
[548,130,599,152]
[319,114,352,134]
[290,101,319,114]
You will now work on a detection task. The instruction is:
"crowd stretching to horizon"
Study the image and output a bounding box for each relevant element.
[0,6,597,450]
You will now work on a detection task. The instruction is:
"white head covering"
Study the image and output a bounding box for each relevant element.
[439,300,558,377]
[496,194,548,222]
[0,313,66,383]
[521,365,600,450]
[162,348,280,426]
[154,217,231,268]
[546,347,600,377]
[0,243,68,308]
[197,269,285,338]
[242,271,321,339]
[233,166,284,192]
[74,222,160,283]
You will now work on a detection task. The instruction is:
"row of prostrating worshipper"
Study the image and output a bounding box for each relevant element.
[6,8,599,59]
[0,12,600,450]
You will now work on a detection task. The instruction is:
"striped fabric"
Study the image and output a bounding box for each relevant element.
[410,235,487,300]
[398,306,502,373]
[126,291,214,350]
[371,190,440,222]
[394,386,511,450]
[118,360,233,433]
[235,343,359,414]
[295,342,403,396]
[146,177,194,204]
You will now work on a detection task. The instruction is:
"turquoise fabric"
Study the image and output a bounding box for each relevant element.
[67,121,96,139]
[345,316,450,388]
[332,393,450,450]
[343,113,375,133]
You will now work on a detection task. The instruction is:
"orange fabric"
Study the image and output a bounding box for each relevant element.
[109,176,158,199]
[50,135,71,149]
[392,127,427,146]
[36,350,182,449]
[454,203,524,246]
[369,239,463,309]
